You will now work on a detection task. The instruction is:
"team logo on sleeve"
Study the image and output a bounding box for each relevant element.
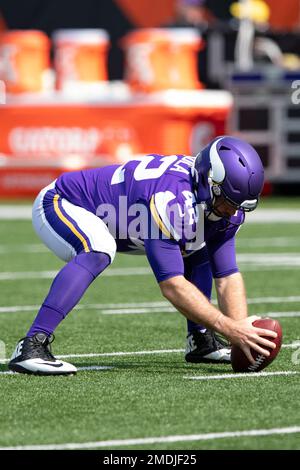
[150,190,205,252]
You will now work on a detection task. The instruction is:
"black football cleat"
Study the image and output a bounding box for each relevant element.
[8,332,77,375]
[185,329,231,363]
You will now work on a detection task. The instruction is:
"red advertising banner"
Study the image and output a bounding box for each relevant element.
[0,90,232,197]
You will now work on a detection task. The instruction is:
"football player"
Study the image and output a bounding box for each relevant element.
[8,136,277,375]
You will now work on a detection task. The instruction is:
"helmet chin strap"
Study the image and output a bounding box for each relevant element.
[204,194,222,221]
[204,177,222,221]
[205,210,222,222]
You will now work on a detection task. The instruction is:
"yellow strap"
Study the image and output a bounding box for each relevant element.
[53,194,90,253]
[150,195,172,239]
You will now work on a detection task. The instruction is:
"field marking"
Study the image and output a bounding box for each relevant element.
[0,271,59,281]
[102,309,300,317]
[0,237,299,255]
[102,307,175,314]
[1,206,300,222]
[1,304,300,318]
[0,267,153,280]
[241,266,300,271]
[0,348,185,364]
[56,342,300,359]
[7,265,297,283]
[0,244,48,254]
[0,305,39,313]
[0,365,113,375]
[184,371,299,381]
[0,342,298,364]
[282,342,300,349]
[237,237,300,247]
[237,253,300,266]
[247,296,300,304]
[246,209,300,223]
[59,348,184,360]
[77,365,113,371]
[100,308,300,317]
[0,267,152,281]
[1,295,300,315]
[0,206,32,220]
[1,425,300,450]
[1,253,300,281]
[261,311,300,318]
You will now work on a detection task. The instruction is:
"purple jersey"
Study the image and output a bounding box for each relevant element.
[55,154,243,282]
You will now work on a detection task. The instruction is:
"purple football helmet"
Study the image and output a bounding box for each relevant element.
[194,136,265,212]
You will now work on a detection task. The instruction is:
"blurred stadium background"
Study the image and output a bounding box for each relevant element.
[0,0,300,451]
[0,0,300,196]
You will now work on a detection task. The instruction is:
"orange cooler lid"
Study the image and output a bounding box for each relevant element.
[53,29,109,45]
[0,30,50,49]
[122,28,201,46]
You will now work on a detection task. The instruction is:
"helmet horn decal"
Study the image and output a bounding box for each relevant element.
[209,138,226,184]
[240,199,258,211]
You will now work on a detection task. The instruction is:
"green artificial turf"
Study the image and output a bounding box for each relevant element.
[0,200,299,450]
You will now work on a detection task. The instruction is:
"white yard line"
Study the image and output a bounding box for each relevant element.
[1,295,300,314]
[1,206,300,222]
[237,253,300,265]
[1,264,300,282]
[53,343,300,359]
[1,425,300,450]
[1,254,300,281]
[56,343,300,358]
[240,266,300,271]
[248,296,300,304]
[0,343,298,364]
[102,307,176,314]
[77,365,113,371]
[1,305,300,318]
[58,348,184,360]
[0,365,114,375]
[0,237,299,255]
[0,206,32,220]
[0,271,59,281]
[260,311,300,318]
[100,308,300,317]
[0,267,152,281]
[184,371,299,381]
[237,237,300,247]
[246,209,300,223]
[0,348,185,364]
[0,305,39,313]
[282,342,300,348]
[0,244,48,254]
[0,302,172,313]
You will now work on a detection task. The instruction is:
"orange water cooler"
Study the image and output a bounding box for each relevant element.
[0,30,50,93]
[122,28,203,92]
[53,29,109,91]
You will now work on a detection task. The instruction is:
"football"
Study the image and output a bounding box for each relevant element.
[231,318,283,373]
